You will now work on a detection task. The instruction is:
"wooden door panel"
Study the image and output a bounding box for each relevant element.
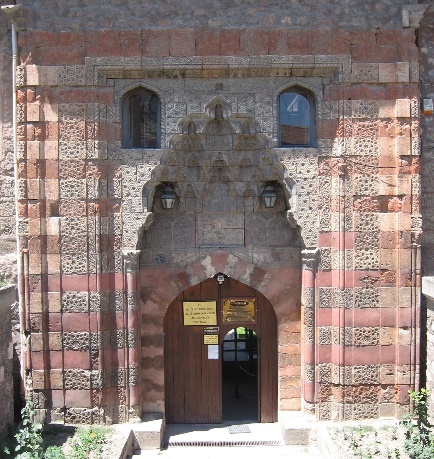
[164,277,278,424]
[165,280,221,423]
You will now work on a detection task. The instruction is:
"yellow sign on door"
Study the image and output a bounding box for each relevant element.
[204,334,219,345]
[183,301,218,326]
[222,298,256,323]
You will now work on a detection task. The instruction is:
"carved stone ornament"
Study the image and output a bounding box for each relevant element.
[122,250,141,272]
[301,247,320,271]
[402,4,429,28]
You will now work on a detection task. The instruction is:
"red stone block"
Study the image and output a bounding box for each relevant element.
[44,160,58,179]
[87,30,121,57]
[120,30,142,57]
[142,29,170,57]
[195,29,221,56]
[169,29,195,57]
[32,31,59,47]
[65,389,92,408]
[30,351,45,370]
[398,43,419,62]
[317,119,340,139]
[317,308,332,326]
[385,83,418,100]
[49,351,63,368]
[41,87,112,105]
[317,270,332,287]
[379,345,396,364]
[346,347,382,366]
[398,345,412,364]
[130,385,140,405]
[350,309,381,327]
[45,274,60,292]
[318,232,332,247]
[27,90,36,103]
[46,235,60,254]
[240,29,268,56]
[220,29,240,55]
[43,122,59,141]
[287,30,308,55]
[376,30,401,46]
[317,344,331,362]
[352,85,387,101]
[103,349,126,368]
[268,29,288,55]
[62,313,91,332]
[59,31,85,47]
[350,30,377,48]
[51,389,65,408]
[380,232,399,249]
[35,46,85,66]
[48,313,62,332]
[308,29,350,55]
[323,84,349,101]
[63,351,91,369]
[352,43,398,63]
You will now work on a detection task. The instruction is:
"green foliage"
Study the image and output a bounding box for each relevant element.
[67,427,107,459]
[401,388,434,459]
[3,399,44,459]
[0,276,10,288]
[42,446,65,459]
[342,425,402,459]
[2,400,67,459]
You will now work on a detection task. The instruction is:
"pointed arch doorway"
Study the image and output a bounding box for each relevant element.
[164,276,278,424]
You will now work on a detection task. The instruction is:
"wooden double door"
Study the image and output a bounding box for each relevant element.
[164,277,278,424]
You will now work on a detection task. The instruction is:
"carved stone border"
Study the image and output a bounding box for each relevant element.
[84,55,351,86]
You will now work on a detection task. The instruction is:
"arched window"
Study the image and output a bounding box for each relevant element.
[122,88,160,148]
[279,88,315,147]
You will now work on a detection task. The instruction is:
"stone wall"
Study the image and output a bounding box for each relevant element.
[0,12,17,281]
[0,0,425,424]
[419,4,434,420]
[0,285,16,442]
[6,0,418,31]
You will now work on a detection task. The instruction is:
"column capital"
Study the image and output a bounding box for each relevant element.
[122,249,141,272]
[301,247,320,272]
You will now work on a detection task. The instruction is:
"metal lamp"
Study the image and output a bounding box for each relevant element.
[262,184,277,208]
[161,185,176,209]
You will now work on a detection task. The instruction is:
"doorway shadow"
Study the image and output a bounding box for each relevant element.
[222,328,258,422]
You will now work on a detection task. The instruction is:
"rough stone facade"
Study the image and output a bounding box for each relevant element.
[0,5,17,281]
[0,285,16,442]
[420,5,434,421]
[0,0,428,424]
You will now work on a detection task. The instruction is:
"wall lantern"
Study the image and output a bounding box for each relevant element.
[161,184,176,209]
[262,184,277,208]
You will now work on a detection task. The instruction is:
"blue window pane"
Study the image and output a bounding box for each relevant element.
[279,91,313,146]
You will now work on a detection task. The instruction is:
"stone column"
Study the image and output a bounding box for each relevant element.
[301,247,320,414]
[122,249,141,421]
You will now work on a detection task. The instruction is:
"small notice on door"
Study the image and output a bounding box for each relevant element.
[183,301,217,326]
[208,344,219,359]
[204,334,219,345]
